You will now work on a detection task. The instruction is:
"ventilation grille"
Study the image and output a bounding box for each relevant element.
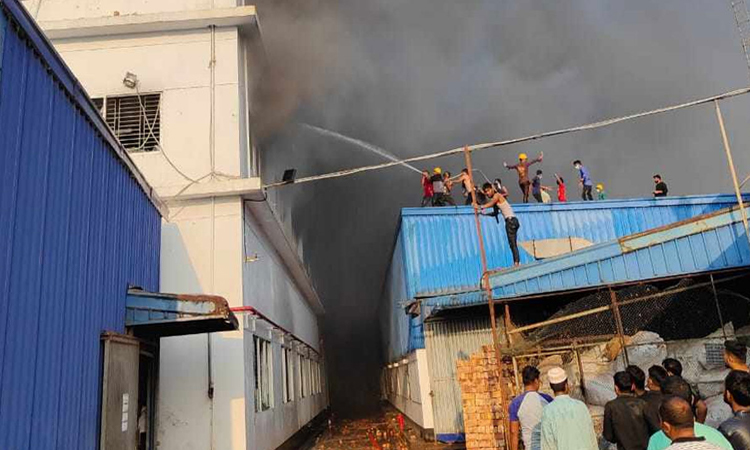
[705,343,725,368]
[92,94,161,153]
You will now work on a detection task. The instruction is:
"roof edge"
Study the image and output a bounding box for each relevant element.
[38,5,258,40]
[401,193,750,217]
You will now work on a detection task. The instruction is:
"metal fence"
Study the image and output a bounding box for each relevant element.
[501,271,750,402]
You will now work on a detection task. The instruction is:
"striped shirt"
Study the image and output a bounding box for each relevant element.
[664,436,723,450]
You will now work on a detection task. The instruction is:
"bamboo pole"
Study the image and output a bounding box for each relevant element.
[609,288,630,367]
[463,146,510,449]
[714,100,750,250]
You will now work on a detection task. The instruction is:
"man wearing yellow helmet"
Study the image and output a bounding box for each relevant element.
[430,167,448,206]
[504,152,543,203]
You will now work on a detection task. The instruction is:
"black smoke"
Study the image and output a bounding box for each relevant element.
[253,0,750,416]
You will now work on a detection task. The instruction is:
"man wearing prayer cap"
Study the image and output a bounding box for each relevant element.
[540,367,598,450]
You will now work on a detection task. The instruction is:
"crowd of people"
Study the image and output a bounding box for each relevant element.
[419,153,669,207]
[509,340,750,450]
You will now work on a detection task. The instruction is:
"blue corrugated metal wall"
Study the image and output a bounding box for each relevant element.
[400,195,748,299]
[0,7,160,450]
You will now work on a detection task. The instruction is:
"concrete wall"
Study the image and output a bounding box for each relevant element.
[48,27,246,186]
[383,350,434,433]
[242,208,320,348]
[158,197,247,450]
[242,204,327,449]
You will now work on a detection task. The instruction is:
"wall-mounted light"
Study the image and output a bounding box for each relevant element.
[245,253,259,263]
[122,72,139,89]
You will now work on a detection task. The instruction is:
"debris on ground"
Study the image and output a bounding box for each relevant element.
[308,409,464,450]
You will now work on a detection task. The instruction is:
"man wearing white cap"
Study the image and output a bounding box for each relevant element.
[540,367,598,450]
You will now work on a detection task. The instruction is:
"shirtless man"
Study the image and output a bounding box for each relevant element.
[504,152,543,203]
[451,168,475,205]
[480,183,521,266]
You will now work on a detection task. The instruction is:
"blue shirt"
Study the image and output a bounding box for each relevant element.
[540,395,598,450]
[532,176,543,195]
[509,391,554,450]
[579,166,593,186]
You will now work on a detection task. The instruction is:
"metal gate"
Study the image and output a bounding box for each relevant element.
[100,333,140,450]
[424,317,493,442]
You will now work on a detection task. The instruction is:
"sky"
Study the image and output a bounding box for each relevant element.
[253,0,750,416]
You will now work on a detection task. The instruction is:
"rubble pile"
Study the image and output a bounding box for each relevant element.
[309,410,451,450]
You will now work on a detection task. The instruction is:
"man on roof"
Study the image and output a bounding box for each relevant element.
[573,159,594,201]
[505,152,543,203]
[480,182,521,266]
[430,167,447,206]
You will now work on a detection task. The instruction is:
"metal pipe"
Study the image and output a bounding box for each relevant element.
[714,99,750,250]
[232,305,321,356]
[463,146,510,449]
[609,288,630,367]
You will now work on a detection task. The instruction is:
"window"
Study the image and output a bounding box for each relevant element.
[254,336,273,412]
[282,347,294,403]
[313,361,320,395]
[313,361,322,395]
[297,353,305,398]
[91,94,161,153]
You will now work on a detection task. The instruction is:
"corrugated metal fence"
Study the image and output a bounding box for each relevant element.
[424,316,493,441]
[0,5,161,450]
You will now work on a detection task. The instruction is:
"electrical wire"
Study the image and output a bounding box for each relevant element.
[263,86,750,190]
[134,85,198,183]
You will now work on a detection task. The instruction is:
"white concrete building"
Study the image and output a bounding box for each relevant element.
[23,1,329,449]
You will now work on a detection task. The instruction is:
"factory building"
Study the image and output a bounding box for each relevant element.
[381,195,750,442]
[8,0,329,448]
[0,1,241,449]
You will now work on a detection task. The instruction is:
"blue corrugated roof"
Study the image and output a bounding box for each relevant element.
[423,204,750,313]
[490,205,750,296]
[399,194,750,300]
[0,4,161,450]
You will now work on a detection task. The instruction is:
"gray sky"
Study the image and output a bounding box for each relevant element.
[255,0,750,416]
